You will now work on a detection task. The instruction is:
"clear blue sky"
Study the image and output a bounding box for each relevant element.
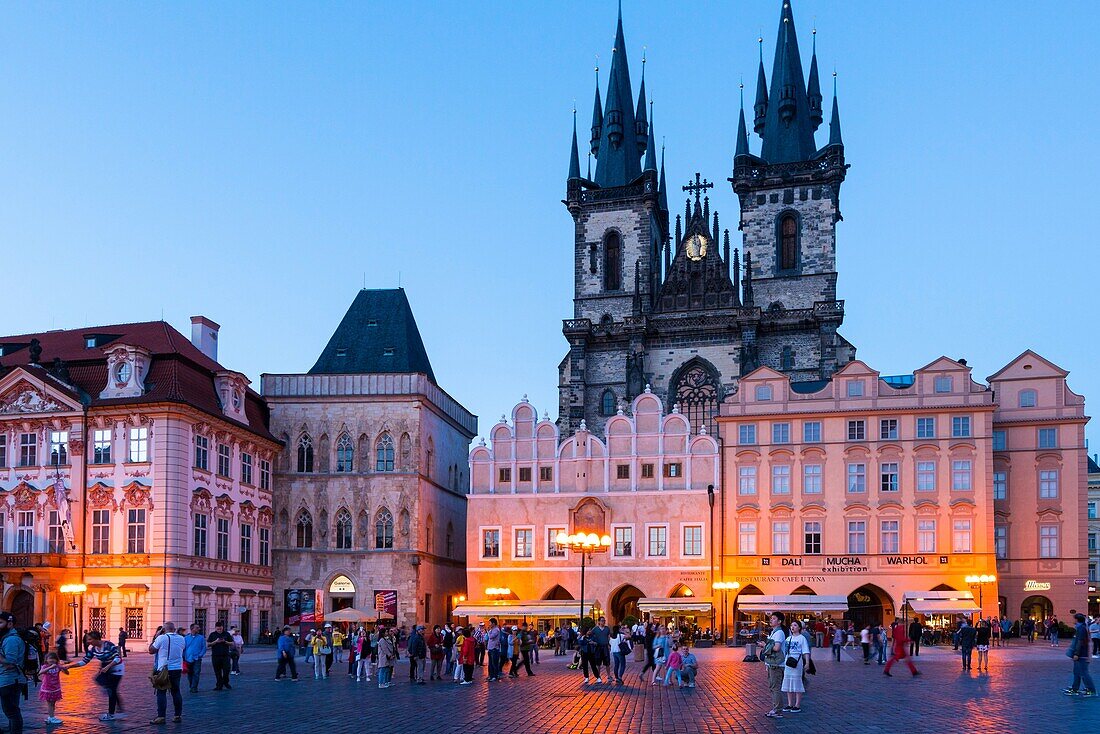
[3,1,1098,452]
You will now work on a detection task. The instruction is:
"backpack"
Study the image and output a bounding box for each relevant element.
[443,631,455,647]
[18,629,40,669]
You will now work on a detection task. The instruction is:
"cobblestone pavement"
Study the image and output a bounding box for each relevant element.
[7,643,1099,733]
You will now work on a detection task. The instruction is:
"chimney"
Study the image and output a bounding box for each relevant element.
[190,316,220,362]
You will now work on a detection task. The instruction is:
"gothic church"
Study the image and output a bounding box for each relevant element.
[559,0,855,438]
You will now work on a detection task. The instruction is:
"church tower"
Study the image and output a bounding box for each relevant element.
[560,5,669,435]
[731,0,853,378]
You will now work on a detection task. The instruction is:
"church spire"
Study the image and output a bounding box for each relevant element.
[568,108,581,181]
[760,0,818,163]
[753,37,768,135]
[807,27,823,131]
[658,143,669,212]
[735,83,751,158]
[643,108,657,173]
[828,71,843,147]
[635,50,648,158]
[590,65,603,158]
[594,2,641,187]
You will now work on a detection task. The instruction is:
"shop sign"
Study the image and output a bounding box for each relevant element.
[884,555,929,566]
[329,575,356,594]
[823,556,868,574]
[1073,579,1087,586]
[1023,580,1051,592]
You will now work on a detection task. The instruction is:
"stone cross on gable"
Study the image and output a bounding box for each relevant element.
[682,172,714,204]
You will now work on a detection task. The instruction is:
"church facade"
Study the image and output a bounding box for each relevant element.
[559,0,853,439]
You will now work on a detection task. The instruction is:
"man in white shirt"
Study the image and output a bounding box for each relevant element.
[148,622,185,725]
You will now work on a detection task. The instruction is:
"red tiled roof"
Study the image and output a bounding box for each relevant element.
[0,321,275,442]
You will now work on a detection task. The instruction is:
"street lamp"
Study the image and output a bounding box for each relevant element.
[485,587,512,598]
[60,583,86,651]
[964,574,996,617]
[711,581,740,642]
[555,531,611,625]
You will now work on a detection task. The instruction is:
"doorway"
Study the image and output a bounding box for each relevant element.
[608,585,643,625]
[240,609,252,641]
[846,585,888,629]
[9,590,33,629]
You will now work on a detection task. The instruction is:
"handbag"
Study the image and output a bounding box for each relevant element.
[784,655,799,668]
[150,636,172,691]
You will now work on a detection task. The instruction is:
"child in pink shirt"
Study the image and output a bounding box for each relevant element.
[664,646,683,685]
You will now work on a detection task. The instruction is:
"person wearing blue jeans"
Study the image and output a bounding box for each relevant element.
[183,624,207,693]
[0,612,26,734]
[149,622,185,724]
[611,626,630,683]
[486,618,502,682]
[1065,613,1097,697]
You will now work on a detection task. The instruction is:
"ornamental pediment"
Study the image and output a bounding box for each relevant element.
[0,373,80,416]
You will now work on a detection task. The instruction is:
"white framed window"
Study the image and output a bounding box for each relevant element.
[612,525,633,558]
[846,521,867,554]
[260,459,271,490]
[992,430,1007,451]
[771,423,790,444]
[879,519,900,554]
[127,508,146,554]
[664,462,682,478]
[803,521,822,554]
[847,420,866,441]
[951,460,972,490]
[647,525,668,558]
[1038,428,1057,449]
[480,527,501,559]
[803,421,822,443]
[880,462,899,492]
[738,465,757,495]
[1039,469,1059,498]
[995,525,1007,559]
[18,433,37,467]
[240,453,253,485]
[755,384,773,401]
[93,429,112,464]
[802,464,822,494]
[1039,525,1058,558]
[682,524,704,557]
[193,514,208,556]
[48,511,64,553]
[240,523,252,563]
[738,522,757,555]
[92,509,111,554]
[49,431,68,466]
[738,424,757,445]
[771,465,791,494]
[951,416,971,438]
[847,380,864,397]
[771,521,790,555]
[513,527,534,559]
[194,434,209,471]
[952,519,972,553]
[258,527,270,566]
[546,526,567,559]
[1018,389,1037,408]
[934,376,953,393]
[846,463,866,493]
[16,511,34,553]
[216,517,230,560]
[128,427,148,463]
[917,519,936,553]
[917,460,936,491]
[916,417,935,439]
[993,471,1007,500]
[879,419,898,440]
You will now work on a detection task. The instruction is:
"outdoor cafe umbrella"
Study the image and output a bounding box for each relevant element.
[324,607,394,623]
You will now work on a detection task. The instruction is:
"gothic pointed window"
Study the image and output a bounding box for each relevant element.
[781,346,794,371]
[375,508,394,549]
[335,434,354,473]
[601,389,616,417]
[672,362,720,437]
[375,433,395,472]
[335,508,353,549]
[295,509,313,548]
[604,232,622,291]
[779,214,798,272]
[296,434,314,473]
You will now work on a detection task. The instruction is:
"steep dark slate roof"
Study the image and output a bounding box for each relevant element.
[309,288,436,382]
[1089,455,1100,475]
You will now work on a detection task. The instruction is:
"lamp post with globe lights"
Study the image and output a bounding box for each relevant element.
[965,574,996,618]
[60,583,86,651]
[555,531,611,625]
[711,581,740,642]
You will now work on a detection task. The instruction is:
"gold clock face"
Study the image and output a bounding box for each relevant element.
[686,233,708,261]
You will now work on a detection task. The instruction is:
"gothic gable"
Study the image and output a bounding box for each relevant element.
[656,196,737,313]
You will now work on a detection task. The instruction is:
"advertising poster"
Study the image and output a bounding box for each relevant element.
[284,588,317,625]
[374,589,398,620]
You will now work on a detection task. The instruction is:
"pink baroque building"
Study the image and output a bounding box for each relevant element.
[463,389,720,626]
[0,318,280,642]
[718,351,1087,630]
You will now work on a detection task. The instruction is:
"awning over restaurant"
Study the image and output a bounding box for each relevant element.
[902,590,980,615]
[451,600,595,618]
[735,595,849,614]
[637,597,713,614]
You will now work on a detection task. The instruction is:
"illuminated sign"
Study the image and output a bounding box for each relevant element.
[329,575,355,594]
[1023,580,1051,592]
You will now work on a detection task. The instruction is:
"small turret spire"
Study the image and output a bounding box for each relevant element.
[828,70,843,147]
[732,247,741,303]
[643,104,657,172]
[742,251,754,306]
[753,36,768,135]
[590,63,603,157]
[723,229,731,275]
[675,214,682,246]
[568,108,581,181]
[658,142,669,212]
[635,48,648,157]
[713,210,720,245]
[807,26,823,130]
[735,82,751,158]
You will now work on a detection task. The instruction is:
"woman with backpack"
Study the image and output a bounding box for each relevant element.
[610,625,631,684]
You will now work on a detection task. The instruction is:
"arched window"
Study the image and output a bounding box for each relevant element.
[672,361,721,437]
[425,515,434,554]
[601,389,616,417]
[296,434,314,473]
[604,232,622,291]
[335,434,354,473]
[781,346,794,371]
[335,508,353,549]
[426,438,434,479]
[779,214,798,272]
[375,509,394,549]
[375,433,395,472]
[295,509,313,548]
[446,522,455,559]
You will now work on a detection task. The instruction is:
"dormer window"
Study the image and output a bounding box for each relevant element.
[85,337,96,349]
[115,361,132,385]
[383,348,395,357]
[847,380,864,398]
[934,376,953,393]
[366,320,378,327]
[335,348,347,358]
[754,384,773,401]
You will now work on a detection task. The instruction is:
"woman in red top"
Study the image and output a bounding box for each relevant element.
[459,627,477,685]
[883,620,920,677]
